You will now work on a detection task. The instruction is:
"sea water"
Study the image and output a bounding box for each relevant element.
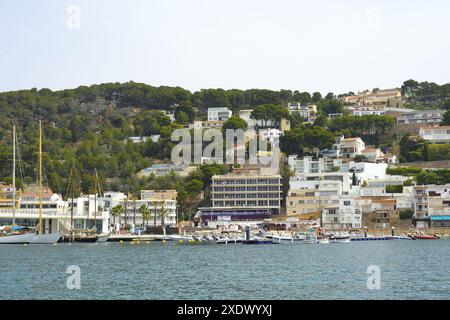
[1,240,449,300]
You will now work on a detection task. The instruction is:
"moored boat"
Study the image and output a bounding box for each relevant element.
[317,237,330,244]
[271,234,308,243]
[387,235,413,240]
[330,236,351,243]
[29,232,61,244]
[0,232,35,244]
[242,238,274,245]
[411,234,439,240]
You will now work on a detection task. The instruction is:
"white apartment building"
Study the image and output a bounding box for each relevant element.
[287,180,342,216]
[413,184,450,228]
[102,191,128,212]
[288,103,318,123]
[322,197,362,229]
[288,155,345,176]
[419,126,450,144]
[66,194,109,231]
[397,110,444,124]
[117,190,178,227]
[336,137,366,159]
[208,107,232,121]
[290,171,352,194]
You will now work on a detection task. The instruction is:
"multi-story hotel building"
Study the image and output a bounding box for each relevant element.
[210,168,282,214]
[195,166,282,227]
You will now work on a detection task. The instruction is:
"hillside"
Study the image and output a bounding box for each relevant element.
[0,80,447,201]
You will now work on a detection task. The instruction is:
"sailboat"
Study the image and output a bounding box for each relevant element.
[92,169,109,243]
[63,166,108,243]
[0,125,34,244]
[0,122,61,244]
[28,121,62,244]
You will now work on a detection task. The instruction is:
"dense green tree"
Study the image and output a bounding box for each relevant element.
[318,99,344,116]
[193,89,230,109]
[251,104,289,127]
[292,91,312,104]
[442,109,450,125]
[312,92,322,103]
[280,125,335,155]
[223,116,248,131]
[416,171,439,185]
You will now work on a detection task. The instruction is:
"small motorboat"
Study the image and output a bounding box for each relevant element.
[242,237,274,245]
[192,234,204,242]
[271,235,294,243]
[317,237,330,244]
[96,234,109,243]
[202,235,215,242]
[216,237,243,244]
[169,234,193,241]
[411,234,439,240]
[386,235,412,240]
[330,236,351,243]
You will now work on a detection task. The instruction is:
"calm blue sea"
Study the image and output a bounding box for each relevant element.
[1,240,449,300]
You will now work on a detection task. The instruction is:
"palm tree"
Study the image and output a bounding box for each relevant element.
[153,202,158,226]
[139,204,151,227]
[133,197,137,226]
[111,205,124,225]
[124,196,128,226]
[160,202,168,227]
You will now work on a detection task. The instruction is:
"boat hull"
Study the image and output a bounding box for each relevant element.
[387,236,412,240]
[242,239,274,245]
[0,233,34,244]
[29,233,61,244]
[272,237,309,243]
[331,237,351,243]
[412,235,439,240]
[96,234,109,243]
[350,237,390,241]
[73,236,98,243]
[216,237,244,244]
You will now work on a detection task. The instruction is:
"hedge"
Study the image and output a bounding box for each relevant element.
[427,144,450,161]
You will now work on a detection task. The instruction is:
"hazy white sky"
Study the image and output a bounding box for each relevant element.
[1,0,449,94]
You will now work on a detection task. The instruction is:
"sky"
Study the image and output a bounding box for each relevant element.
[1,0,450,95]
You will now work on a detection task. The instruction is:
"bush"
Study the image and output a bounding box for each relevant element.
[427,144,450,161]
[399,209,413,220]
[408,151,424,161]
[386,185,403,193]
[386,167,422,176]
[403,179,415,186]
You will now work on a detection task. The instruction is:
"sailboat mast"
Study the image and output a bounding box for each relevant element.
[94,168,97,229]
[12,125,16,225]
[38,121,43,235]
[70,162,74,232]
